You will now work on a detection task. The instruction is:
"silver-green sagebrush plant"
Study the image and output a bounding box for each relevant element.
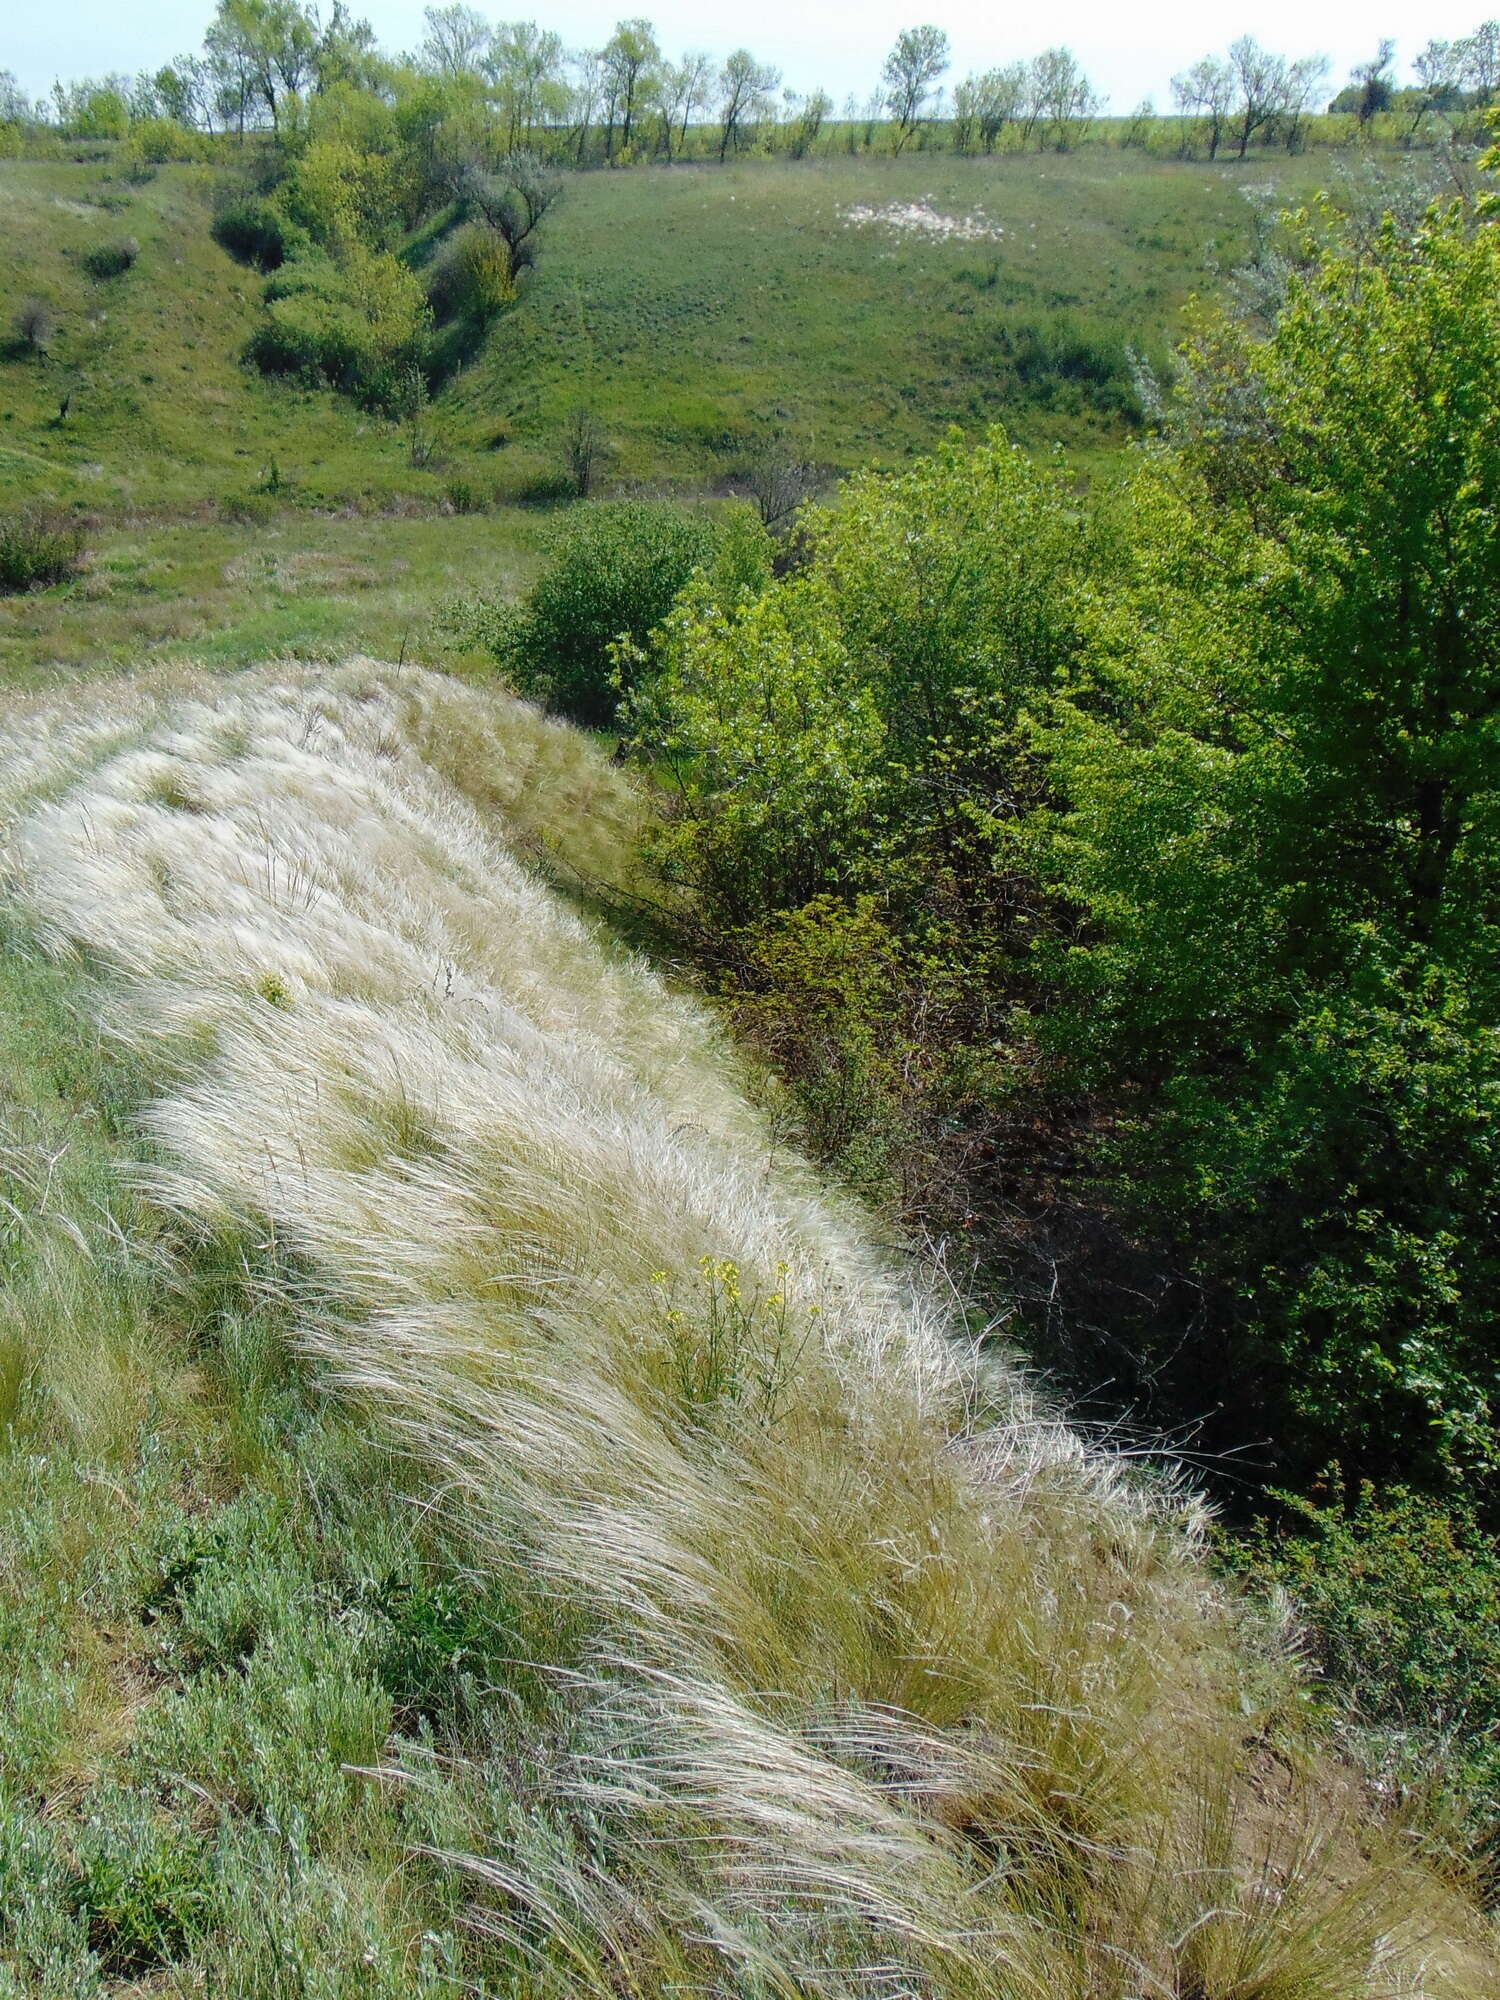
[0,660,1492,1996]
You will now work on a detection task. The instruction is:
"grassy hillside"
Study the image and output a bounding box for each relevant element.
[0,138,1365,699]
[0,147,1330,515]
[451,149,1318,479]
[0,508,543,684]
[0,659,1492,1997]
[0,161,411,512]
[0,145,1337,683]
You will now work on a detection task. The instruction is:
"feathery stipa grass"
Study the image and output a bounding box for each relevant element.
[0,659,1493,1996]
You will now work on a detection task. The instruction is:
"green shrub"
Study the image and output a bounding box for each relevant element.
[1237,1481,1500,1842]
[631,432,1083,925]
[11,296,55,356]
[0,511,84,593]
[509,468,577,506]
[443,476,487,514]
[984,313,1144,418]
[423,222,514,324]
[82,237,139,280]
[248,245,431,410]
[261,248,343,303]
[122,117,202,168]
[488,500,723,725]
[212,196,290,272]
[247,292,391,404]
[1039,203,1500,1490]
[70,1791,213,1977]
[218,489,277,527]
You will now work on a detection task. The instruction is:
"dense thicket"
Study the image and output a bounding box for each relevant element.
[596,194,1500,1826]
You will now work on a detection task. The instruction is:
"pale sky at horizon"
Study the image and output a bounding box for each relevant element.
[4,1,1490,116]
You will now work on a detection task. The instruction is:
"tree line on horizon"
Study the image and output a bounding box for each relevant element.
[4,6,1500,167]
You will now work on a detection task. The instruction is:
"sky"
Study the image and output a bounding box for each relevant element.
[5,0,1490,114]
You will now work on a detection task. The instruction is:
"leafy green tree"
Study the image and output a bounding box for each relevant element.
[952,64,1025,153]
[717,50,780,161]
[485,22,569,151]
[634,433,1085,937]
[881,25,949,153]
[483,502,723,726]
[206,0,319,133]
[419,3,489,78]
[600,18,661,158]
[1041,200,1500,1483]
[51,79,131,139]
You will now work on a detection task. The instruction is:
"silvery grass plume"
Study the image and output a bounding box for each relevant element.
[1,660,1492,1997]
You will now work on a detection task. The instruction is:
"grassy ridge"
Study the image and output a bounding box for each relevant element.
[0,660,1492,1996]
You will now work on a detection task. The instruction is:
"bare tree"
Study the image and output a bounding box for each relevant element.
[1411,40,1464,136]
[1277,55,1328,152]
[455,153,562,282]
[881,25,950,153]
[420,3,489,76]
[1170,56,1233,158]
[568,49,605,165]
[717,49,780,161]
[13,297,56,357]
[952,63,1025,153]
[1348,40,1396,133]
[563,406,607,498]
[1459,19,1500,104]
[1228,37,1290,157]
[745,441,820,531]
[661,51,712,159]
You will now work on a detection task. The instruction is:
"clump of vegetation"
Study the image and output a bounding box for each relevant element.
[82,236,139,279]
[478,500,725,724]
[120,115,203,168]
[624,193,1500,1835]
[10,295,55,357]
[216,489,276,526]
[1237,1481,1500,1846]
[443,475,487,514]
[990,312,1144,416]
[247,244,431,409]
[0,509,84,592]
[422,221,515,325]
[211,195,291,272]
[561,404,608,498]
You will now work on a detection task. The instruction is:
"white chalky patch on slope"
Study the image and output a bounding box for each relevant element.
[840,199,1004,242]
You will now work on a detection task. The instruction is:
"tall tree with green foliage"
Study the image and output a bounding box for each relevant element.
[600,17,661,157]
[881,25,950,152]
[1042,198,1500,1484]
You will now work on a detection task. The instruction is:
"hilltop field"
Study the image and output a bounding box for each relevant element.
[0,145,1328,678]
